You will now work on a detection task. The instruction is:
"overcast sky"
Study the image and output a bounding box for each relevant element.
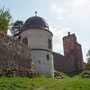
[0,0,90,62]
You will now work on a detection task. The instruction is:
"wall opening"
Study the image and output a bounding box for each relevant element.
[23,38,28,45]
[39,60,41,63]
[47,54,49,60]
[48,39,52,49]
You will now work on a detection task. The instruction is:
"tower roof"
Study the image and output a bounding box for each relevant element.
[22,16,49,31]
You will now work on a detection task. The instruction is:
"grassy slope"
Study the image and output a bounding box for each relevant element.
[0,70,90,90]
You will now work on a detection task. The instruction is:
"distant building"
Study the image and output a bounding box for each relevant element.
[20,13,54,77]
[54,32,84,72]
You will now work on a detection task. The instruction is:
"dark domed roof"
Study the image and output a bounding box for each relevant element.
[22,16,49,30]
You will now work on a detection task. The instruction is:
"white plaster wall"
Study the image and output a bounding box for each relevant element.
[20,29,54,77]
[20,29,53,51]
[32,50,54,78]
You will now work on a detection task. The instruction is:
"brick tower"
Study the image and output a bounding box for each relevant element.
[63,32,83,71]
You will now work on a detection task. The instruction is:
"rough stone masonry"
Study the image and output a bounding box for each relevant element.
[0,32,34,71]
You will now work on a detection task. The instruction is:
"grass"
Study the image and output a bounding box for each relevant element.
[0,70,90,90]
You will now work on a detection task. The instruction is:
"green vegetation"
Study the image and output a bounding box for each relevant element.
[85,49,90,69]
[0,70,90,90]
[86,62,90,70]
[86,49,90,61]
[10,20,23,39]
[0,7,11,33]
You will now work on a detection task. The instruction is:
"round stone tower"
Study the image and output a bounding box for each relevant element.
[20,14,54,77]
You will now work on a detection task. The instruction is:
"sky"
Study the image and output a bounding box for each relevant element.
[0,0,90,62]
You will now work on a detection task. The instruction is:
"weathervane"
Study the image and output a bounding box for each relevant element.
[35,11,37,16]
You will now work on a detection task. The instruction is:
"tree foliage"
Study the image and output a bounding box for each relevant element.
[85,62,90,70]
[0,7,11,33]
[86,49,90,62]
[10,20,23,39]
[86,49,90,69]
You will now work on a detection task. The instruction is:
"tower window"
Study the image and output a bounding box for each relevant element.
[48,39,52,49]
[39,60,41,63]
[47,54,49,60]
[23,38,28,45]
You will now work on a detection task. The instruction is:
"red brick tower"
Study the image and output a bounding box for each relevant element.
[63,32,83,71]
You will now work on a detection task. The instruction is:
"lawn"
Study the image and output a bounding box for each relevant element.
[0,70,90,90]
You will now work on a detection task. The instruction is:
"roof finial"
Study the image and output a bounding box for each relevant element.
[35,11,37,16]
[68,31,70,36]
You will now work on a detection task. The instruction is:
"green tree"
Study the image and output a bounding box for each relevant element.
[0,7,11,33]
[86,49,90,62]
[10,20,23,39]
[86,49,90,69]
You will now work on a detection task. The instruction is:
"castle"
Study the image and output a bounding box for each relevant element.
[19,14,84,76]
[0,13,84,78]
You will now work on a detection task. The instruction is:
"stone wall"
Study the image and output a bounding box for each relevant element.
[53,52,76,72]
[54,33,84,73]
[63,33,84,71]
[0,32,34,71]
[76,43,84,70]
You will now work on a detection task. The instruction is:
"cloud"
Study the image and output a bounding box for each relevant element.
[50,27,71,54]
[50,4,66,14]
[56,16,64,21]
[50,0,90,22]
[71,0,89,9]
[50,3,67,21]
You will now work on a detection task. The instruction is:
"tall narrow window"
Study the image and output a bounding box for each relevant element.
[47,54,49,60]
[48,39,52,49]
[23,38,28,45]
[39,60,41,63]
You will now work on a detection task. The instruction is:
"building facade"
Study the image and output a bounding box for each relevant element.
[20,15,54,77]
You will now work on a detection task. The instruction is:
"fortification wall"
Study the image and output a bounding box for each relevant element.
[53,52,76,72]
[0,32,34,71]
